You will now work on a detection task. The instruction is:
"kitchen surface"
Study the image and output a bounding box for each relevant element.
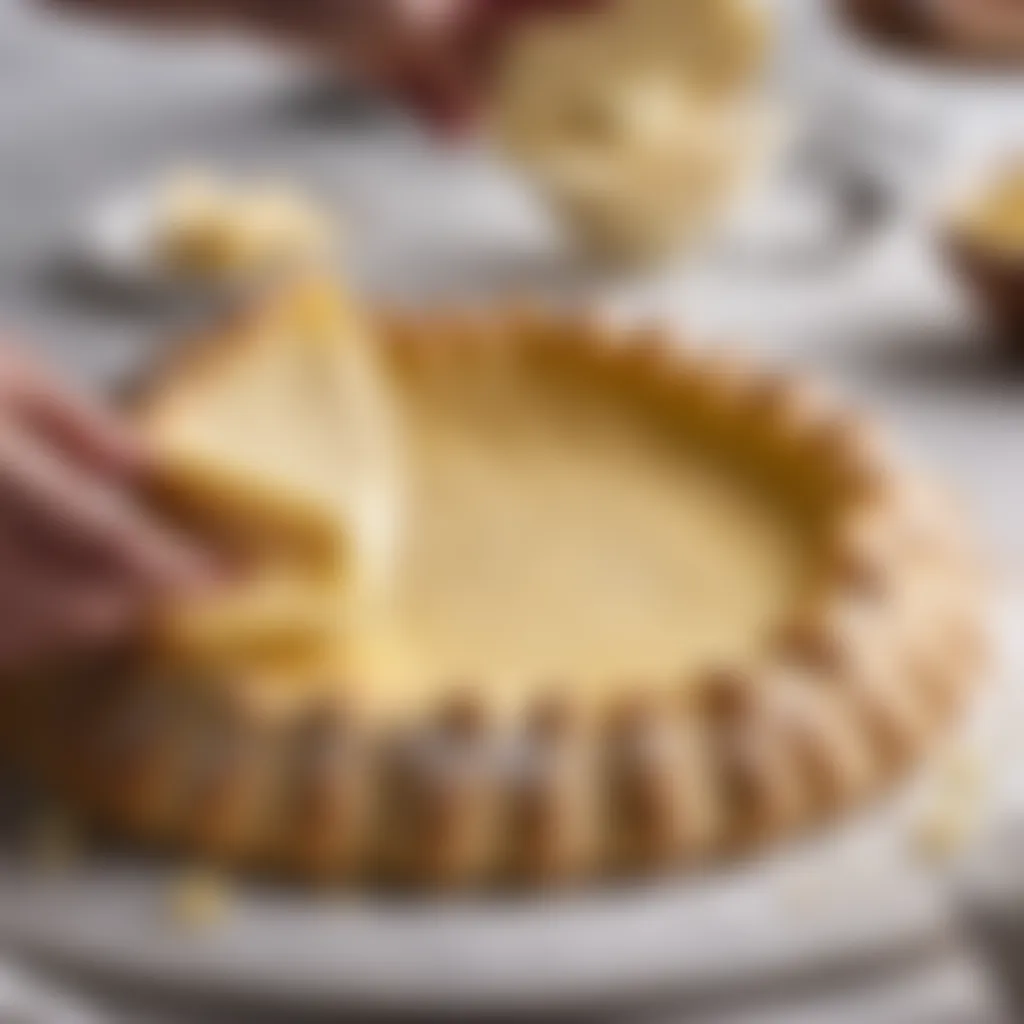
[1,0,1023,1020]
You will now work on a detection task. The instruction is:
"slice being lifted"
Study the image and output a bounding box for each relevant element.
[138,277,403,670]
[5,280,986,888]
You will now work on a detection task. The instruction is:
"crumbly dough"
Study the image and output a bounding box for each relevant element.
[170,868,232,932]
[156,170,329,281]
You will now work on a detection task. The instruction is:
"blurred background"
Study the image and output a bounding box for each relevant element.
[0,0,1022,562]
[2,0,1024,1020]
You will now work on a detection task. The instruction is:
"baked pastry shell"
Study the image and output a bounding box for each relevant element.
[0,298,988,889]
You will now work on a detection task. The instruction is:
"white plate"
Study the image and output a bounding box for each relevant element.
[2,592,1017,1019]
[0,833,948,1018]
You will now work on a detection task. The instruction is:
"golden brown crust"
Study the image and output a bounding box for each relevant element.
[2,295,987,889]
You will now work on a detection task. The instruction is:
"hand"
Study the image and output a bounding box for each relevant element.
[47,0,605,130]
[0,342,211,672]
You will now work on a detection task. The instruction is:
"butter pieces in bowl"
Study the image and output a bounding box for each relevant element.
[492,0,777,264]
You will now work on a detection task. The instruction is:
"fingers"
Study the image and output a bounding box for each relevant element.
[0,568,139,671]
[0,419,219,672]
[0,424,214,595]
[0,346,143,481]
[0,340,223,673]
[0,518,137,667]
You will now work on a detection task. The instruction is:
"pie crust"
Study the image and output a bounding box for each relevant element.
[1,292,986,889]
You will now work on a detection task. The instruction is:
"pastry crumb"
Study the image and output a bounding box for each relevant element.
[911,743,988,864]
[25,810,81,874]
[156,168,330,281]
[913,798,978,864]
[940,745,984,797]
[169,867,232,932]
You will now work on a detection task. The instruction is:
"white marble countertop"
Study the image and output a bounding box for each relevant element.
[0,0,1023,1020]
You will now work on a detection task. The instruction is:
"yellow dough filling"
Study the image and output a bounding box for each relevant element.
[145,283,813,716]
[351,353,811,711]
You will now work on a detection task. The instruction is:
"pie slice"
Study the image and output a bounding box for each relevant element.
[138,276,402,669]
[2,288,986,888]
